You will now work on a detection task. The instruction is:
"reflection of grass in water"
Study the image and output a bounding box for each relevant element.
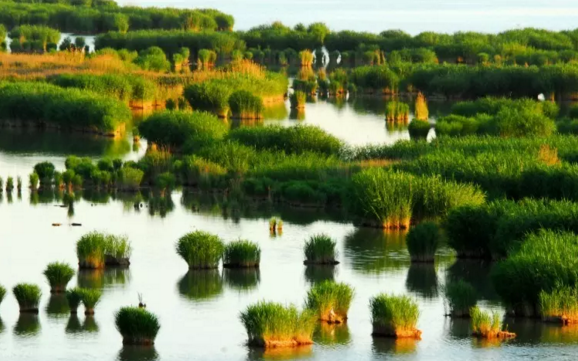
[405,263,438,299]
[344,228,410,274]
[66,314,83,334]
[247,345,313,361]
[80,189,112,204]
[145,193,175,218]
[326,97,347,112]
[77,268,131,290]
[263,103,289,121]
[350,96,386,116]
[446,260,499,303]
[83,316,99,333]
[46,294,70,318]
[386,122,409,132]
[289,108,305,120]
[372,338,417,355]
[0,317,4,333]
[448,318,472,340]
[304,265,336,285]
[223,268,260,292]
[117,345,159,361]
[313,323,351,346]
[504,318,578,345]
[178,270,223,302]
[14,314,41,337]
[472,337,503,348]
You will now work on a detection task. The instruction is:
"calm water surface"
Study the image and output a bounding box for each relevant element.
[0,100,577,361]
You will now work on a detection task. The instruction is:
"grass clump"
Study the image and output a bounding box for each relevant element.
[539,286,578,325]
[444,280,477,318]
[304,234,339,265]
[66,288,82,314]
[305,281,354,324]
[228,90,264,120]
[471,306,515,339]
[408,120,431,139]
[13,284,42,313]
[414,93,429,121]
[76,232,132,269]
[290,91,306,110]
[0,284,5,306]
[115,307,161,345]
[43,262,75,293]
[406,222,442,263]
[386,101,410,122]
[223,240,261,268]
[370,294,421,339]
[176,231,225,269]
[78,288,102,315]
[240,301,316,348]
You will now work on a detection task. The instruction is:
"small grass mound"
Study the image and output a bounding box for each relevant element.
[444,280,477,318]
[77,232,132,269]
[406,222,442,263]
[386,102,410,122]
[408,120,431,139]
[223,240,261,268]
[66,288,82,314]
[471,306,515,339]
[229,90,264,120]
[304,234,339,265]
[240,301,316,348]
[13,284,42,313]
[370,294,421,339]
[78,288,102,315]
[44,262,75,293]
[539,286,578,325]
[176,231,225,269]
[305,281,354,324]
[115,307,161,345]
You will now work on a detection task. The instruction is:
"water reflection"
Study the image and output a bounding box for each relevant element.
[65,314,83,335]
[289,109,305,121]
[145,193,175,218]
[223,268,260,292]
[304,265,336,285]
[372,338,418,355]
[405,263,439,299]
[117,346,159,361]
[313,323,351,346]
[77,268,131,290]
[178,270,223,302]
[447,318,471,340]
[247,346,313,361]
[46,294,70,319]
[82,316,99,333]
[14,314,41,337]
[344,229,409,274]
[446,260,499,302]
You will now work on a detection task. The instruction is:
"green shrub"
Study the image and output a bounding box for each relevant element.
[176,231,225,269]
[134,46,171,72]
[305,281,354,323]
[184,82,232,118]
[118,167,144,191]
[304,234,339,265]
[115,307,161,345]
[43,262,75,293]
[406,222,442,262]
[370,294,420,338]
[223,240,261,268]
[13,284,42,312]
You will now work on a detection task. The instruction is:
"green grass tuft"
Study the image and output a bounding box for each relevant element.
[66,288,82,313]
[370,294,420,338]
[223,240,261,268]
[78,288,102,314]
[115,307,161,345]
[77,232,132,269]
[470,306,501,337]
[304,234,339,265]
[406,222,442,262]
[44,262,75,293]
[539,286,578,322]
[176,231,225,269]
[13,284,42,312]
[305,281,354,323]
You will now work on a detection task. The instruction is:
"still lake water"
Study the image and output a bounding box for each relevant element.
[1,99,577,361]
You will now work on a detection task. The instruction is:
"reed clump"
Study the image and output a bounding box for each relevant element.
[176,231,225,269]
[444,280,477,318]
[539,286,578,325]
[299,50,314,67]
[269,217,284,235]
[406,222,442,263]
[470,306,515,339]
[115,307,161,345]
[43,262,75,293]
[78,288,102,315]
[65,288,82,314]
[370,294,421,339]
[223,240,261,268]
[290,91,307,111]
[240,301,316,348]
[228,90,264,120]
[13,284,42,313]
[414,93,429,121]
[76,232,132,269]
[305,281,354,324]
[304,234,339,265]
[386,102,410,123]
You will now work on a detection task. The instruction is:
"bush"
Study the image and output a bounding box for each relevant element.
[43,262,75,293]
[240,301,316,347]
[176,231,225,269]
[223,240,261,268]
[444,280,477,317]
[115,307,161,345]
[304,234,339,265]
[13,284,42,312]
[406,222,442,262]
[305,281,354,323]
[228,90,264,119]
[370,294,420,338]
[118,167,144,192]
[134,46,171,72]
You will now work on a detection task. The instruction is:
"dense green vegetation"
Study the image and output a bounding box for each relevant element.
[370,294,420,338]
[176,231,225,269]
[406,222,442,262]
[115,307,161,345]
[43,262,75,293]
[66,288,82,314]
[76,232,132,268]
[13,284,42,312]
[305,281,354,323]
[222,240,260,268]
[304,234,339,265]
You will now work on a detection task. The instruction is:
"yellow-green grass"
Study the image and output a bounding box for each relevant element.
[304,234,339,265]
[470,306,515,339]
[78,288,102,315]
[305,281,354,323]
[176,231,225,269]
[539,286,578,325]
[444,280,477,318]
[223,240,261,268]
[66,288,82,314]
[370,294,421,339]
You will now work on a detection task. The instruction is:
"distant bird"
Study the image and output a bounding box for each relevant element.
[537,93,546,101]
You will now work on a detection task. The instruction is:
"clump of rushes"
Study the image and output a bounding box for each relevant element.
[29,172,39,191]
[76,232,132,269]
[223,240,261,268]
[43,262,75,293]
[176,231,225,269]
[115,307,161,345]
[228,90,264,120]
[269,217,283,234]
[0,285,6,306]
[299,50,314,67]
[370,294,421,339]
[304,234,339,265]
[386,102,410,123]
[13,284,42,313]
[104,235,132,267]
[290,91,306,110]
[414,92,429,121]
[470,306,515,339]
[408,120,431,139]
[444,280,477,318]
[539,286,578,325]
[305,281,354,324]
[6,176,14,192]
[78,288,102,315]
[406,222,442,263]
[240,301,316,348]
[66,288,82,314]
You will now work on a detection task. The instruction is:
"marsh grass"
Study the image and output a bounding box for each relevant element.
[305,281,354,323]
[290,91,307,110]
[444,280,477,318]
[223,240,261,268]
[304,234,339,265]
[539,286,578,325]
[77,232,132,269]
[43,262,75,293]
[13,284,42,313]
[176,231,225,269]
[0,285,6,306]
[406,222,442,263]
[115,307,161,345]
[66,288,82,314]
[240,302,316,348]
[408,120,431,139]
[178,270,223,301]
[78,288,102,315]
[470,306,514,339]
[414,93,429,121]
[229,90,264,120]
[370,294,421,339]
[223,268,260,291]
[386,102,410,122]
